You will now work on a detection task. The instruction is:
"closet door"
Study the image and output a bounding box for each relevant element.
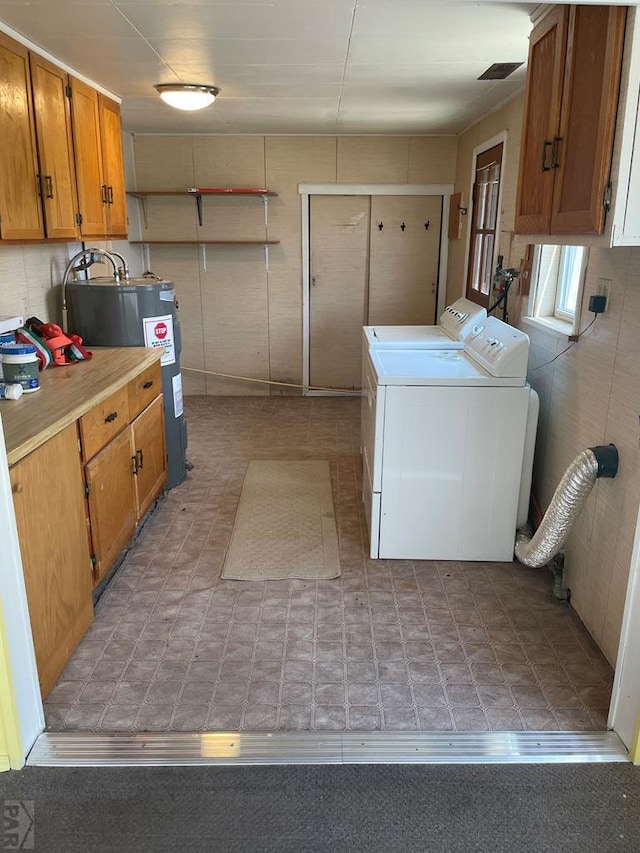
[368,195,442,325]
[309,195,370,390]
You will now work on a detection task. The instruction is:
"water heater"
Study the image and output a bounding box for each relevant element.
[68,274,188,490]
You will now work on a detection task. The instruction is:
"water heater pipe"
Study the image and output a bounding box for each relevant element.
[515,444,618,569]
[60,248,123,332]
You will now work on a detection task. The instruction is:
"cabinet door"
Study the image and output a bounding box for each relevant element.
[0,33,44,240]
[131,395,166,519]
[10,424,93,698]
[29,53,80,240]
[70,77,107,237]
[514,6,568,235]
[98,94,128,238]
[85,427,137,584]
[550,6,626,235]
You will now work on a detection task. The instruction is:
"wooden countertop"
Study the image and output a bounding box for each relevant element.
[1,347,162,466]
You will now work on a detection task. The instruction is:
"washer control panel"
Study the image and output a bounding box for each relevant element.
[465,316,530,377]
[439,297,487,342]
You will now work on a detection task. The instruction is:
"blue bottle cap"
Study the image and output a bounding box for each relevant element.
[0,343,37,355]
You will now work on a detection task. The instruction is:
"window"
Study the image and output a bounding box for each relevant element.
[466,142,503,308]
[525,244,588,334]
[554,246,583,320]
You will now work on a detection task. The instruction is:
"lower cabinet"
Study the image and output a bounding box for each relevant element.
[7,353,166,699]
[85,426,138,584]
[131,395,166,520]
[82,377,166,585]
[9,423,94,699]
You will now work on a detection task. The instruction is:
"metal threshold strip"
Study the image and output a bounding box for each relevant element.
[27,730,629,767]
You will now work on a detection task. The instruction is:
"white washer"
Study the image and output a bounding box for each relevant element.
[362,317,537,562]
[363,297,486,352]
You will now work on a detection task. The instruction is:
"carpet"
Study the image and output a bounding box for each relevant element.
[1,763,638,852]
[222,460,341,581]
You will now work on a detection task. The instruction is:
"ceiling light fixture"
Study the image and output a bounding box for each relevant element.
[154,83,220,111]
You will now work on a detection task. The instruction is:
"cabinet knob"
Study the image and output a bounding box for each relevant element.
[104,411,118,423]
[12,482,23,494]
[142,380,154,389]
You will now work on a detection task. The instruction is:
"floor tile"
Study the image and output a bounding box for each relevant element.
[44,397,614,735]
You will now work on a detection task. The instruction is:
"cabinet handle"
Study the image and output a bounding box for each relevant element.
[101,184,108,204]
[131,454,138,475]
[551,136,562,169]
[104,411,118,423]
[137,449,144,470]
[541,140,553,172]
[45,175,54,198]
[142,380,154,389]
[108,186,114,204]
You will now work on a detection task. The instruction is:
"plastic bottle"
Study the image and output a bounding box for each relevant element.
[0,331,15,380]
[0,382,24,400]
[0,343,39,392]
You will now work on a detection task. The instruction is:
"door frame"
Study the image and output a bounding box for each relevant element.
[609,500,640,758]
[299,183,453,395]
[462,132,508,303]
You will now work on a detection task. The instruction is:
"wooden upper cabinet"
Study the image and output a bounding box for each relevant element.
[69,77,108,237]
[514,6,568,235]
[69,78,128,239]
[0,33,44,240]
[551,6,627,234]
[98,94,128,238]
[515,5,626,236]
[29,53,80,240]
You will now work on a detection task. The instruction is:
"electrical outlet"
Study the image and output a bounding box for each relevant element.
[597,278,611,310]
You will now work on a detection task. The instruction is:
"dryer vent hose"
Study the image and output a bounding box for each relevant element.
[515,444,618,569]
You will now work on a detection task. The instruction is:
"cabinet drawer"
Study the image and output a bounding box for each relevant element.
[128,360,162,420]
[79,386,130,461]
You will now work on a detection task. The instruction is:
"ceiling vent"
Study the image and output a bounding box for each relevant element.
[477,62,524,81]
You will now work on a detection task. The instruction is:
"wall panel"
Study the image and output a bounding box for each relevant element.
[132,136,194,191]
[337,137,411,183]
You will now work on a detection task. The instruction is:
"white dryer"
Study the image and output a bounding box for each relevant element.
[362,316,538,562]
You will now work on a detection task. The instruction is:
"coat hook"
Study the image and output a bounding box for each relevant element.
[424,221,430,230]
[458,206,468,216]
[378,222,384,230]
[400,222,406,231]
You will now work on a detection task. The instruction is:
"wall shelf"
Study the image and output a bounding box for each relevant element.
[129,240,280,246]
[129,239,279,272]
[127,189,278,270]
[127,188,277,227]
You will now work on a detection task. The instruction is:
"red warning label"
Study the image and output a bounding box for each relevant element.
[143,314,175,366]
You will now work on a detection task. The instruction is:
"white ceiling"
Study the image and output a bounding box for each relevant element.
[0,0,541,135]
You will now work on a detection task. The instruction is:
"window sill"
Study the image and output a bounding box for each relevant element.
[520,314,575,340]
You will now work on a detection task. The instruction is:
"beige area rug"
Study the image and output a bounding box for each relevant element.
[222,460,341,581]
